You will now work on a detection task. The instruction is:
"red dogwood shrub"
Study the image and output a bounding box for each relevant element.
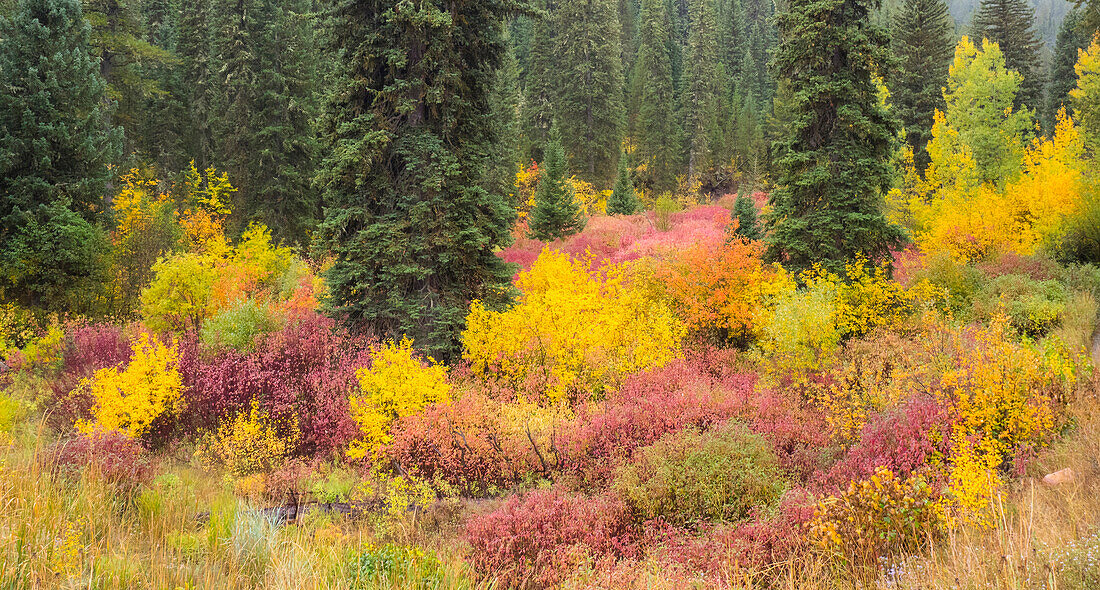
[816,395,951,491]
[51,429,154,490]
[465,487,637,589]
[178,310,373,457]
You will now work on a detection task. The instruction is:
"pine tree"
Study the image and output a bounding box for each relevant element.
[891,0,954,171]
[555,0,625,185]
[608,152,640,214]
[177,0,214,170]
[741,0,776,110]
[529,125,584,240]
[684,0,721,179]
[0,0,122,309]
[1047,10,1090,130]
[315,0,521,360]
[971,0,1045,112]
[633,0,681,194]
[766,0,905,272]
[488,38,523,203]
[83,0,172,146]
[732,192,761,240]
[520,1,556,162]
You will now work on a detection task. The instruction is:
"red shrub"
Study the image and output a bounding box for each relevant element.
[816,395,951,491]
[465,487,637,589]
[178,310,373,457]
[657,489,815,574]
[384,386,544,496]
[557,358,756,490]
[977,251,1062,281]
[50,429,154,490]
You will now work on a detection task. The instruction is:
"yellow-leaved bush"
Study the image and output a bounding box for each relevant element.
[760,259,911,372]
[196,400,298,478]
[891,37,1087,261]
[463,248,686,404]
[347,338,452,460]
[77,333,183,438]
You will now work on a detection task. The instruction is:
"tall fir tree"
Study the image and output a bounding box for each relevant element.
[607,151,640,214]
[741,0,776,111]
[766,0,905,272]
[555,0,625,185]
[732,192,761,240]
[520,0,556,162]
[684,0,722,179]
[529,125,584,239]
[971,0,1045,112]
[891,0,954,172]
[315,0,522,359]
[83,0,172,148]
[0,0,122,309]
[488,37,523,203]
[135,0,189,170]
[1047,9,1090,129]
[633,0,681,194]
[209,0,319,242]
[177,0,214,170]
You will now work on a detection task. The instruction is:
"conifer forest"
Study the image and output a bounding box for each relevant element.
[7,0,1100,585]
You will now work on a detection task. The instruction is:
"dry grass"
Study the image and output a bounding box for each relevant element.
[0,421,489,590]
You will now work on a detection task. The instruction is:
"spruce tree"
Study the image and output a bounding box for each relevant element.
[209,0,319,243]
[891,0,954,171]
[315,0,521,359]
[684,0,722,179]
[633,0,681,194]
[741,0,776,110]
[732,192,761,240]
[520,1,556,162]
[177,0,214,170]
[0,0,121,309]
[971,0,1045,111]
[608,152,640,214]
[766,0,905,272]
[488,38,523,203]
[529,125,584,240]
[1047,10,1090,129]
[83,0,172,145]
[555,0,625,185]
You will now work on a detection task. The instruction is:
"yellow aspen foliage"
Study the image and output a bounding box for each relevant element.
[463,248,686,404]
[77,333,183,438]
[1071,35,1100,154]
[195,400,298,478]
[568,176,608,217]
[347,338,452,460]
[810,467,941,561]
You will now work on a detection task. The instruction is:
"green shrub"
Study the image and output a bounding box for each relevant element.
[199,299,280,351]
[910,253,985,316]
[653,193,681,231]
[973,274,1068,338]
[1053,184,1100,265]
[612,421,786,525]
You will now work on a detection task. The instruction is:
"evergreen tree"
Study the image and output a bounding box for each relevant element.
[1047,10,1090,129]
[684,0,721,179]
[608,152,640,214]
[135,0,188,170]
[529,125,584,240]
[555,0,625,185]
[766,0,905,272]
[83,0,172,145]
[891,0,954,171]
[741,0,776,110]
[177,0,214,170]
[488,38,523,203]
[209,0,319,243]
[520,1,555,162]
[971,0,1045,111]
[315,0,521,359]
[0,0,121,309]
[732,192,761,240]
[633,0,681,194]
